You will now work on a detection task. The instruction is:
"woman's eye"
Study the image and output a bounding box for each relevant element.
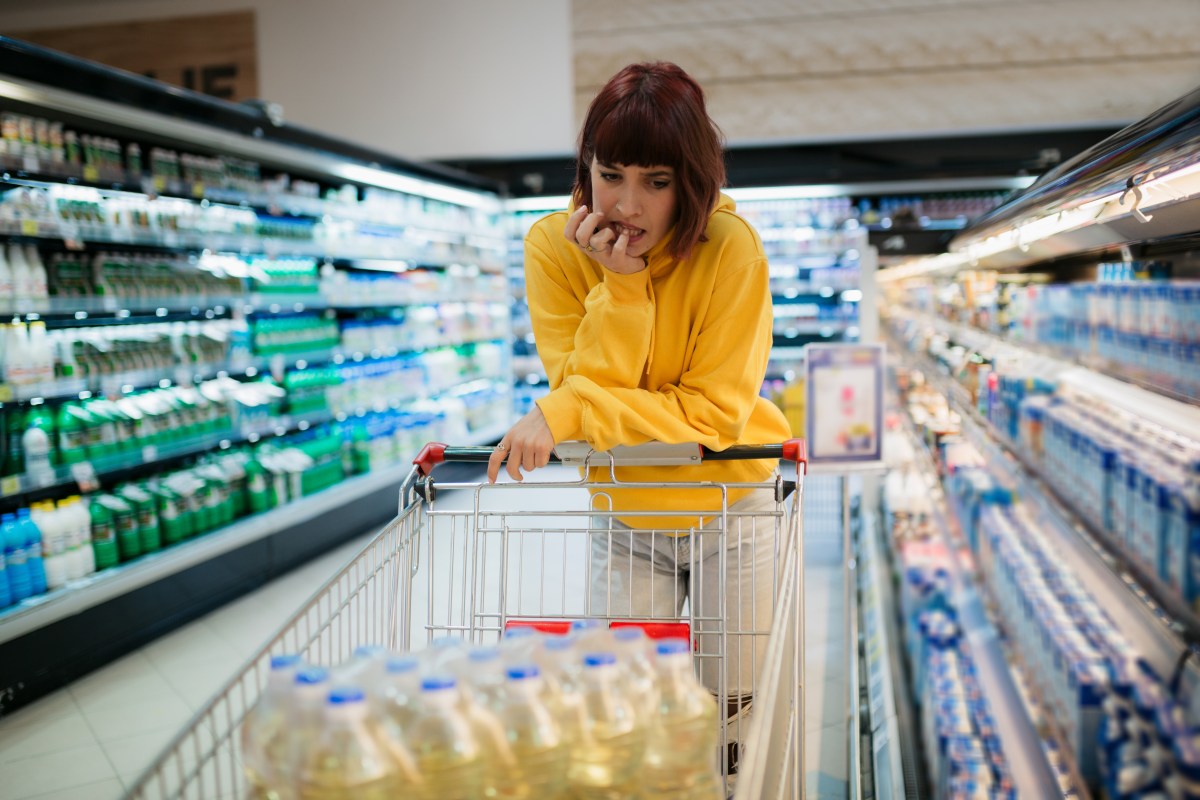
[652,180,671,190]
[600,172,619,182]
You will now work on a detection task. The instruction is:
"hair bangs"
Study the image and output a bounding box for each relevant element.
[589,95,681,169]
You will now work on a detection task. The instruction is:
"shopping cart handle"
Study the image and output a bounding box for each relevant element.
[414,438,807,475]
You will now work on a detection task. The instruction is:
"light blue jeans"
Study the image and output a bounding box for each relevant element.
[587,488,785,697]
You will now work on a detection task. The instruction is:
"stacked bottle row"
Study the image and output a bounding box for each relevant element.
[340,304,509,354]
[2,319,230,391]
[905,606,1018,799]
[321,268,508,307]
[42,248,244,303]
[2,183,500,267]
[0,404,480,613]
[241,625,724,799]
[1030,279,1200,398]
[1008,390,1200,611]
[0,110,502,242]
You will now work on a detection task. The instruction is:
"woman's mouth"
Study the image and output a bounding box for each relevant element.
[610,222,645,242]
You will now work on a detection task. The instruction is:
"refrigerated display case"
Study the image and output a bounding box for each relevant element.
[876,81,1200,798]
[0,37,514,714]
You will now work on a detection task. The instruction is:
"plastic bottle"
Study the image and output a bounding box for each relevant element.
[298,687,404,799]
[89,495,119,571]
[31,500,67,591]
[8,243,30,304]
[107,494,140,562]
[244,455,271,514]
[642,638,723,798]
[377,655,421,735]
[280,666,332,797]
[19,508,46,596]
[568,652,646,799]
[336,645,390,698]
[4,323,32,389]
[27,321,53,387]
[0,244,13,304]
[0,537,10,608]
[611,626,658,721]
[408,676,484,800]
[240,653,302,799]
[493,664,570,799]
[55,497,85,580]
[24,245,47,301]
[55,402,87,466]
[21,403,55,485]
[2,512,29,602]
[453,647,517,797]
[121,484,161,555]
[2,405,23,476]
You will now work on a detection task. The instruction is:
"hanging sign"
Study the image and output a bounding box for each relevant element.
[804,343,884,466]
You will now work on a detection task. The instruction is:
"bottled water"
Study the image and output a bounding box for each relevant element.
[297,687,402,799]
[335,645,389,697]
[611,627,657,721]
[407,676,484,800]
[452,647,517,797]
[568,652,646,799]
[373,655,423,780]
[498,626,542,666]
[642,638,723,798]
[241,654,302,799]
[278,667,332,798]
[493,664,569,799]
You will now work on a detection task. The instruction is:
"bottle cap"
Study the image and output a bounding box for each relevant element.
[269,654,302,671]
[583,652,616,668]
[385,656,419,674]
[503,626,537,639]
[352,645,387,659]
[328,686,366,704]
[507,664,540,681]
[544,636,574,652]
[295,667,330,685]
[613,627,646,642]
[468,646,500,663]
[656,638,690,657]
[571,619,602,631]
[421,676,457,692]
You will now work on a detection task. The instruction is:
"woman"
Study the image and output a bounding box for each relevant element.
[487,61,792,778]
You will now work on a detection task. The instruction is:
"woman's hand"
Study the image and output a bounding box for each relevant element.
[487,405,556,483]
[564,205,646,275]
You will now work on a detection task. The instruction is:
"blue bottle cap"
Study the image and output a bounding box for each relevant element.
[295,667,329,685]
[352,645,387,659]
[507,664,541,680]
[504,627,537,639]
[583,652,616,668]
[613,627,645,642]
[269,654,302,670]
[656,638,691,656]
[421,676,457,692]
[469,647,500,663]
[571,620,602,631]
[385,656,419,674]
[328,687,366,704]
[431,636,464,649]
[544,637,574,652]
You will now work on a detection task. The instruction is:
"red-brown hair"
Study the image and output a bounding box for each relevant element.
[572,62,726,260]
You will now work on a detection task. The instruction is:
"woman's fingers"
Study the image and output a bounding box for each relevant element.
[563,205,587,242]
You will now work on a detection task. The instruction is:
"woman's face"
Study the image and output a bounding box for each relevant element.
[589,158,678,259]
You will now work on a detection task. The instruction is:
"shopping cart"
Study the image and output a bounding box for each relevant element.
[126,438,808,800]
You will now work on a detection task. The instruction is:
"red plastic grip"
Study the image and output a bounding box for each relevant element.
[609,620,693,641]
[781,438,807,464]
[413,442,447,476]
[504,619,574,635]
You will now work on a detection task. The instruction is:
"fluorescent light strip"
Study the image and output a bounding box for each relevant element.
[332,164,500,210]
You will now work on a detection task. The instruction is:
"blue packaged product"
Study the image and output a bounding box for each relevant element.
[1172,733,1200,800]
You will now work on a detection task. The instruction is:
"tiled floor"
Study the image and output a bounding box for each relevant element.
[0,469,854,799]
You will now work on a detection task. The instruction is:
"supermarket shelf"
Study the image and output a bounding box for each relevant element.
[900,339,1200,676]
[857,508,915,798]
[897,308,1200,438]
[896,409,1067,799]
[0,217,496,268]
[0,420,508,647]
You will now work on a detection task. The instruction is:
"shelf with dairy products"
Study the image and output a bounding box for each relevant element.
[889,306,1200,442]
[887,410,1079,798]
[0,415,512,648]
[891,335,1200,687]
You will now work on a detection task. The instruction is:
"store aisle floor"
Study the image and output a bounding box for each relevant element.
[0,468,852,800]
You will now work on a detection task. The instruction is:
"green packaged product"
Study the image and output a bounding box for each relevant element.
[105,495,140,562]
[244,456,271,514]
[150,483,188,546]
[89,495,119,570]
[55,402,88,466]
[120,484,161,554]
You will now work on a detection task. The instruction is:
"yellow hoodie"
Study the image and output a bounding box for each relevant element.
[526,193,792,530]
